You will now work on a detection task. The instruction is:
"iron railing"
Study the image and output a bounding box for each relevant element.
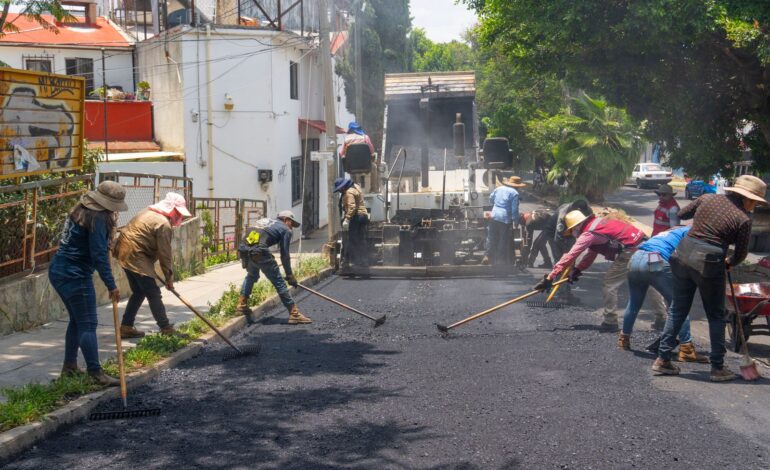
[99,172,193,226]
[194,197,268,258]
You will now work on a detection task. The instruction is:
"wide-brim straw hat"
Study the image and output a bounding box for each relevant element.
[654,183,677,196]
[81,181,128,212]
[725,175,768,204]
[502,176,527,188]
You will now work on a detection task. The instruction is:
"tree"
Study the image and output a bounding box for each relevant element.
[0,1,75,36]
[531,93,644,202]
[409,28,474,72]
[464,0,770,175]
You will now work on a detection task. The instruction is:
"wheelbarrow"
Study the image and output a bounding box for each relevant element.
[726,282,770,352]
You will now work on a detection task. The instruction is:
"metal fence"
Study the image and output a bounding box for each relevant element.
[194,198,268,258]
[99,172,193,227]
[0,175,94,279]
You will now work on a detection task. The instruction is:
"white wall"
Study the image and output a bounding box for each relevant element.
[0,45,134,93]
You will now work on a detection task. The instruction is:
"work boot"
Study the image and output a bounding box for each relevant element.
[236,296,252,316]
[617,333,631,350]
[288,305,312,325]
[652,358,680,375]
[677,342,709,363]
[652,317,666,331]
[160,324,190,339]
[120,325,146,339]
[60,362,82,377]
[88,369,119,387]
[710,366,737,382]
[481,256,491,266]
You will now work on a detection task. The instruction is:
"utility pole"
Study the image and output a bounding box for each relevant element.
[205,24,214,198]
[353,0,363,123]
[320,0,339,243]
[101,48,109,162]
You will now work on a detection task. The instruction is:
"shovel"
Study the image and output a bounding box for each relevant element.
[727,270,761,381]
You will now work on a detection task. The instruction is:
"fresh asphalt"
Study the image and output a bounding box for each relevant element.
[5,268,770,469]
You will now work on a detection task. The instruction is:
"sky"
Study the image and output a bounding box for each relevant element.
[410,0,478,43]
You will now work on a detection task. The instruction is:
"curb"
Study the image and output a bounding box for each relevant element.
[0,267,335,463]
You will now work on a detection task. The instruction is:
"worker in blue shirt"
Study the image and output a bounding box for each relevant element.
[618,226,707,363]
[483,176,526,265]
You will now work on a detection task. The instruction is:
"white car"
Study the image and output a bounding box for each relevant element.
[629,163,672,189]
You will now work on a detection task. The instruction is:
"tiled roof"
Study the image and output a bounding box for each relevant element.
[0,14,132,48]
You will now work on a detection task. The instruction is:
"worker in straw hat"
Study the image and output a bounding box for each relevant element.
[236,210,312,325]
[49,181,127,386]
[534,208,667,330]
[652,183,680,236]
[653,174,768,382]
[113,192,192,338]
[483,175,526,265]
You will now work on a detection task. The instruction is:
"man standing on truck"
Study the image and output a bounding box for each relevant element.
[340,122,375,158]
[483,176,526,265]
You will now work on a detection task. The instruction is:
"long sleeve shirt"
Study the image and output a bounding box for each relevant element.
[548,231,606,279]
[489,186,520,225]
[340,133,375,157]
[113,209,174,284]
[679,194,752,265]
[53,214,116,290]
[638,226,691,262]
[242,218,294,276]
[341,184,368,220]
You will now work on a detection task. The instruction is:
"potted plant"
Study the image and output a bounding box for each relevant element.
[137,81,151,101]
[89,86,106,99]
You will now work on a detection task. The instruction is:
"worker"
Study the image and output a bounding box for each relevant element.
[483,175,526,265]
[340,122,375,158]
[114,192,191,338]
[334,177,369,266]
[49,181,127,386]
[619,226,708,362]
[534,210,667,330]
[653,175,767,382]
[236,210,312,325]
[652,184,680,236]
[523,209,556,268]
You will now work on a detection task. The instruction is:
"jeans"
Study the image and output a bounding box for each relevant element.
[658,237,727,367]
[346,214,369,266]
[49,269,101,371]
[621,250,692,342]
[121,269,170,328]
[486,220,511,265]
[240,254,294,310]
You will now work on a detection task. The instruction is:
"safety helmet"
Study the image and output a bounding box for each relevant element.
[564,210,589,232]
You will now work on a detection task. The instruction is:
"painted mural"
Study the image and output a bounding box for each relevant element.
[0,68,85,179]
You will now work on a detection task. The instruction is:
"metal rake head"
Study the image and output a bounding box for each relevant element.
[526,301,564,309]
[222,343,261,361]
[89,408,162,421]
[374,315,387,327]
[436,323,449,334]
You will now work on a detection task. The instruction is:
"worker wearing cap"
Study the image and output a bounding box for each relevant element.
[236,210,312,325]
[652,184,680,236]
[483,176,526,265]
[114,192,191,338]
[534,210,667,330]
[334,177,369,266]
[653,175,768,382]
[340,122,375,158]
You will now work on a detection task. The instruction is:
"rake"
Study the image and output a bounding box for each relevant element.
[526,266,571,309]
[297,283,386,326]
[89,300,161,421]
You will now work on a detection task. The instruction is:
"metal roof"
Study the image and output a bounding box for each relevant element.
[384,72,476,101]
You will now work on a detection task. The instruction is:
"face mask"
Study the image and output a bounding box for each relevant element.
[169,211,184,227]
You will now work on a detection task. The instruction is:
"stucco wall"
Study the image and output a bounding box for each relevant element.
[0,217,201,336]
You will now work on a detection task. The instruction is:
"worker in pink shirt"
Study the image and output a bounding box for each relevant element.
[340,122,375,157]
[534,210,667,330]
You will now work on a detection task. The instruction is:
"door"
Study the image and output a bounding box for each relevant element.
[302,138,320,231]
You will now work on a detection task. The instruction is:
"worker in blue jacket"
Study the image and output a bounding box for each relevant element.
[483,176,526,265]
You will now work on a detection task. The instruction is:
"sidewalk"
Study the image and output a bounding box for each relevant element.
[0,232,329,391]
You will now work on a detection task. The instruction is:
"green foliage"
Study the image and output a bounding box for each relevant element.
[137,81,151,90]
[204,251,238,268]
[199,208,216,254]
[174,257,205,282]
[409,28,474,72]
[0,1,76,36]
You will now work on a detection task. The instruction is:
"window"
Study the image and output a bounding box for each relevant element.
[291,157,302,206]
[65,58,94,94]
[24,56,53,72]
[289,61,298,100]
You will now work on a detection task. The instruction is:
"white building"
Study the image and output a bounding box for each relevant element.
[0,2,135,95]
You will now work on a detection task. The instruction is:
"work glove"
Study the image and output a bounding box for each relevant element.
[342,219,350,230]
[568,268,582,284]
[285,274,298,287]
[533,275,553,292]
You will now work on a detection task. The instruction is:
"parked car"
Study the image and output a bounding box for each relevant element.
[629,163,672,189]
[684,179,716,199]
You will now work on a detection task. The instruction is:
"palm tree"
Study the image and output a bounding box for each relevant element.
[547,93,643,201]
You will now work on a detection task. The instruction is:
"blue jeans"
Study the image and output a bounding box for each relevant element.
[621,250,692,342]
[49,269,101,372]
[486,220,511,264]
[240,254,294,310]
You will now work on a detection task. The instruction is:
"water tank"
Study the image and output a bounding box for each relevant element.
[483,137,512,169]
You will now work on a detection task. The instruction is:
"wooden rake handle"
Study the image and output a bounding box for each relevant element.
[111,299,128,409]
[546,265,572,303]
[297,283,379,322]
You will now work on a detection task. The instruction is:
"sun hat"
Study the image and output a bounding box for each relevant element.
[502,176,527,188]
[81,181,128,212]
[564,210,590,232]
[149,192,192,217]
[347,122,365,135]
[725,175,768,204]
[333,177,353,193]
[277,210,301,227]
[654,184,677,196]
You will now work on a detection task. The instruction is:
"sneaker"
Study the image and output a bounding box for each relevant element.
[652,358,680,375]
[120,325,146,339]
[710,366,737,382]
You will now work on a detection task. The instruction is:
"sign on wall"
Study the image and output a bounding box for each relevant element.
[0,68,85,179]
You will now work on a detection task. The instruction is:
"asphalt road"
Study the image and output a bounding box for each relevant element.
[604,184,690,226]
[6,271,770,469]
